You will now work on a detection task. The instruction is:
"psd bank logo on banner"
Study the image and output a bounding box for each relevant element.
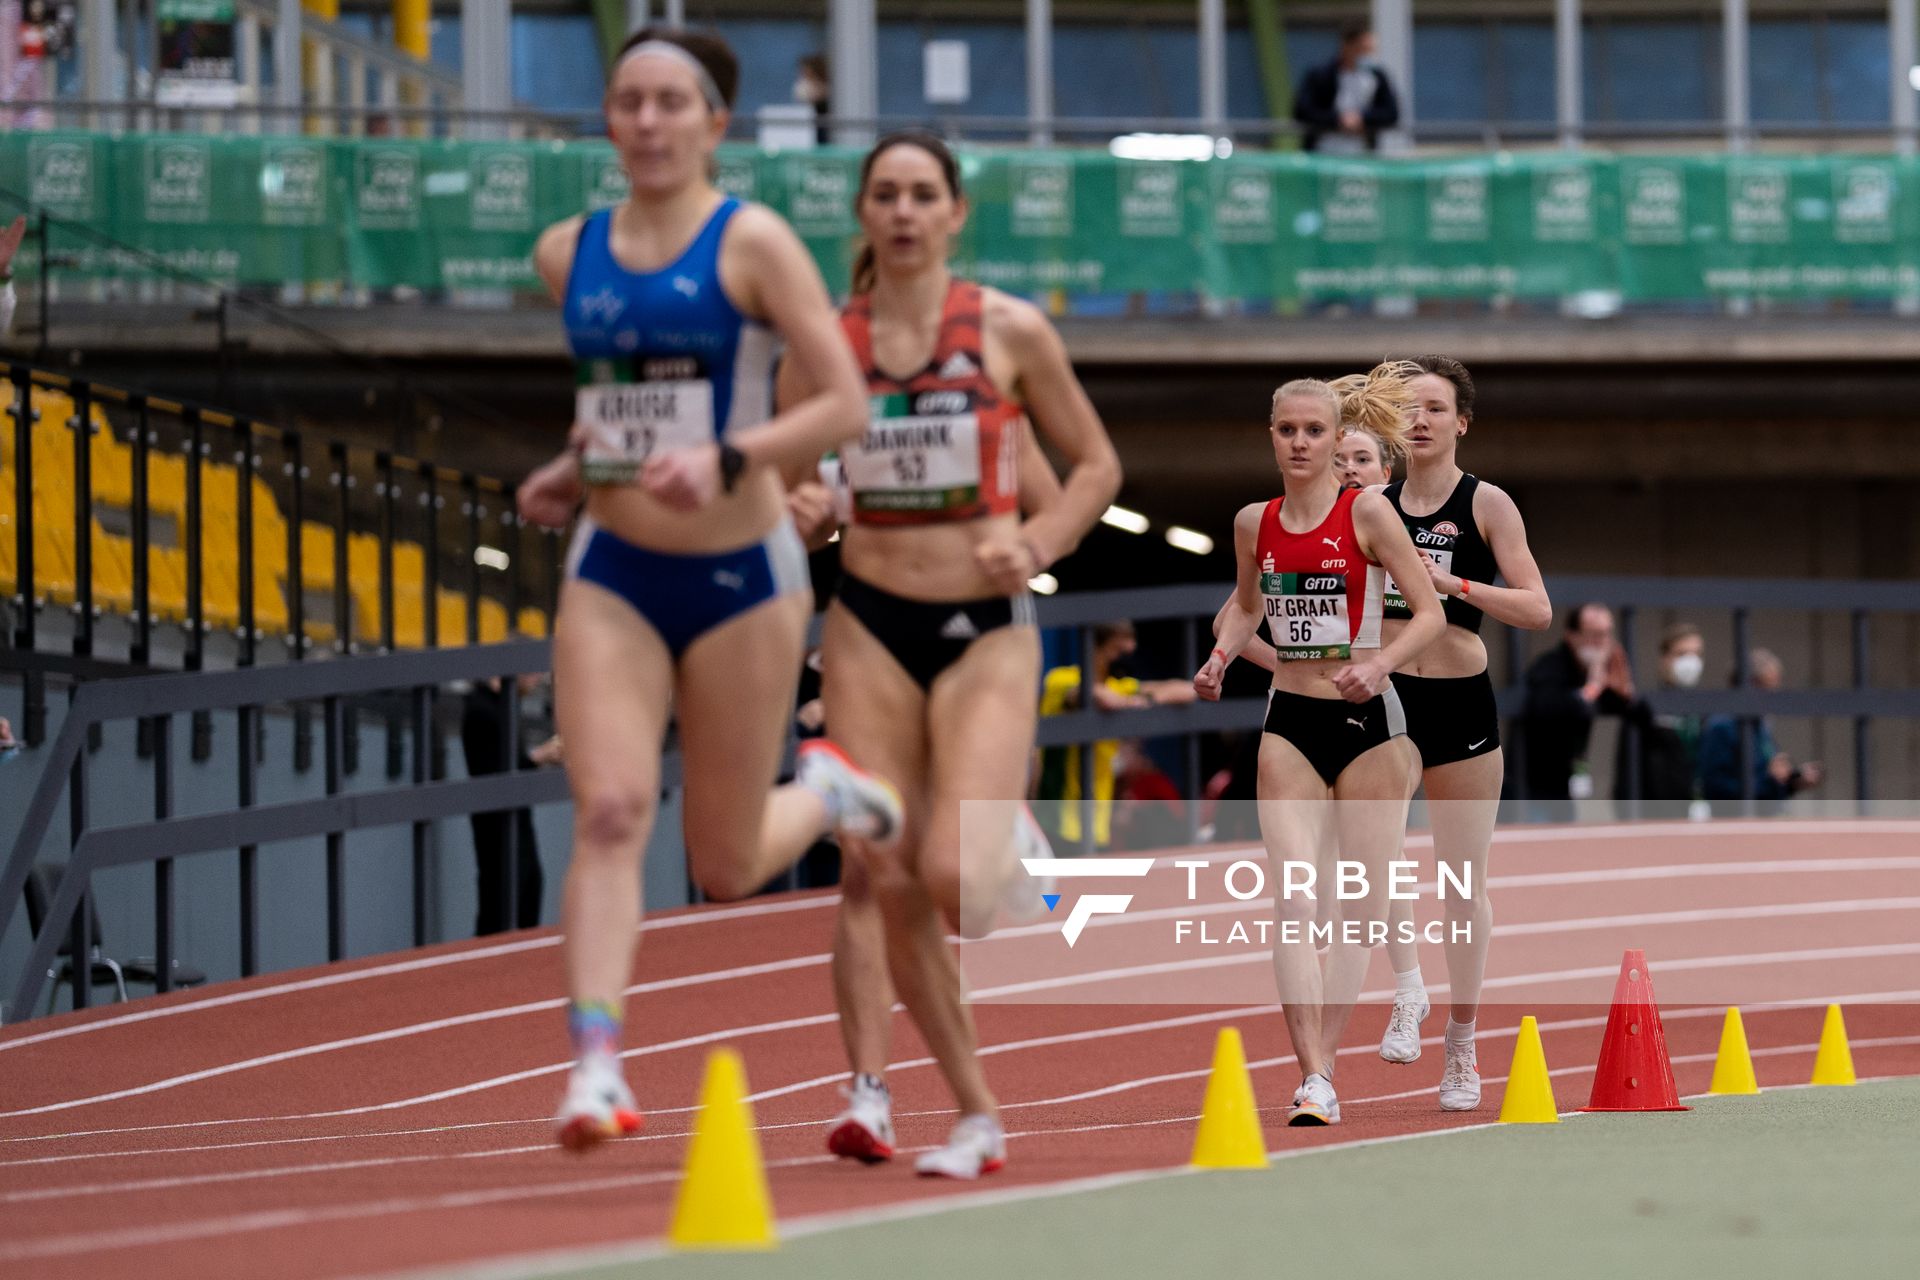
[1019,857,1155,946]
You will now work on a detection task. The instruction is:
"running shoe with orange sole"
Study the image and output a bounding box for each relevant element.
[825,1073,895,1163]
[797,739,904,850]
[555,1056,645,1153]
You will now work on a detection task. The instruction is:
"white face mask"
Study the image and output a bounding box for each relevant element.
[1668,653,1704,688]
[1576,644,1609,668]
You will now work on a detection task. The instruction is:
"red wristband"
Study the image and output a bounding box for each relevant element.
[1211,647,1229,663]
[1457,578,1472,597]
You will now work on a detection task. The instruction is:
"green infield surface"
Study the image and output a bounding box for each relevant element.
[589,1078,1920,1280]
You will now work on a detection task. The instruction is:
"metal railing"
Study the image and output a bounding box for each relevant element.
[7,574,1918,1018]
[3,359,563,750]
[11,96,1920,152]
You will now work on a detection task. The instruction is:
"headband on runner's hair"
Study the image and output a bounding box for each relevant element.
[618,39,728,113]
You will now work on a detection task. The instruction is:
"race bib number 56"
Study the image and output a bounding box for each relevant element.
[1262,572,1350,660]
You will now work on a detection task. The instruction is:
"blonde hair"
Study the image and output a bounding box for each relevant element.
[1337,424,1393,475]
[1270,360,1419,462]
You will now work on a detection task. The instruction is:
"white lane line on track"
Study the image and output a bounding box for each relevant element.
[6,924,1918,1133]
[971,939,1920,1000]
[981,887,1920,946]
[10,821,1906,1057]
[0,957,834,1120]
[9,866,1909,1123]
[0,895,839,1055]
[10,987,1919,1173]
[11,1038,1918,1267]
[1147,819,1920,869]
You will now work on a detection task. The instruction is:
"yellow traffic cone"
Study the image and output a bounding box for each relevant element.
[1810,1004,1856,1086]
[1190,1026,1268,1168]
[1707,1007,1760,1095]
[668,1049,777,1250]
[1498,1015,1560,1124]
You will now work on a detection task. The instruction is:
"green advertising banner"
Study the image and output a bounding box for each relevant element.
[5,131,1920,305]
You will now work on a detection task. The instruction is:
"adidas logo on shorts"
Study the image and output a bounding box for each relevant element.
[940,612,979,640]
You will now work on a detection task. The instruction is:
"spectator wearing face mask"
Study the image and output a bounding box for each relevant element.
[1612,622,1707,811]
[795,53,831,145]
[1519,602,1632,821]
[1699,648,1824,814]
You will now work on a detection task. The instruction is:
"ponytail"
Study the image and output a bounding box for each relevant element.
[1327,360,1420,462]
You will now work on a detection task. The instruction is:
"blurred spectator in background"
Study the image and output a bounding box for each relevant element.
[1110,739,1188,851]
[1294,20,1401,153]
[0,215,26,335]
[1699,647,1823,814]
[795,53,831,144]
[1036,620,1196,847]
[0,714,18,763]
[1520,602,1632,821]
[1613,622,1708,811]
[461,673,549,935]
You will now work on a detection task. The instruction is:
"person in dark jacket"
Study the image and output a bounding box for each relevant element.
[1520,603,1632,821]
[461,674,548,935]
[1293,21,1401,153]
[1699,648,1824,815]
[1613,622,1707,811]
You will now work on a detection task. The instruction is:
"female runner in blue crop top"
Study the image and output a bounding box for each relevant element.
[517,26,906,1152]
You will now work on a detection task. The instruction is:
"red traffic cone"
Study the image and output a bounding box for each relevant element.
[1582,949,1690,1113]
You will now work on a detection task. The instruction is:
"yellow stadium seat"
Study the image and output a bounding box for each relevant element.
[147,453,187,523]
[30,508,76,605]
[478,598,509,643]
[299,521,336,589]
[90,520,135,613]
[87,407,133,508]
[146,545,189,623]
[0,508,15,596]
[515,607,549,639]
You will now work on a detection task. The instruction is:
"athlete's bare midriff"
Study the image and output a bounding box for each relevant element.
[585,470,790,555]
[1381,618,1488,678]
[1267,652,1375,700]
[841,511,1023,603]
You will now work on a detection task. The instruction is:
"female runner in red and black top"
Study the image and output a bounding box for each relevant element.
[1194,363,1444,1126]
[778,131,1122,1178]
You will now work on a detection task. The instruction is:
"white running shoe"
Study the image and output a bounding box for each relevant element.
[997,804,1056,926]
[1379,989,1431,1064]
[1287,1073,1340,1126]
[1439,1037,1483,1111]
[797,739,903,849]
[825,1074,895,1164]
[914,1114,1006,1179]
[555,1055,644,1152]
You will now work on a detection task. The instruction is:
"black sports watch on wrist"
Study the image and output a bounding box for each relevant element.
[717,442,747,494]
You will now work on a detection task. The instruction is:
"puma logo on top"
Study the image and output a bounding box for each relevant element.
[1323,536,1343,552]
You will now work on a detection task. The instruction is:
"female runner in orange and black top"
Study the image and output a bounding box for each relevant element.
[778,132,1121,1178]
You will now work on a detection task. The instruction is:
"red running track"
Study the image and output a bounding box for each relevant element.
[0,819,1916,1279]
